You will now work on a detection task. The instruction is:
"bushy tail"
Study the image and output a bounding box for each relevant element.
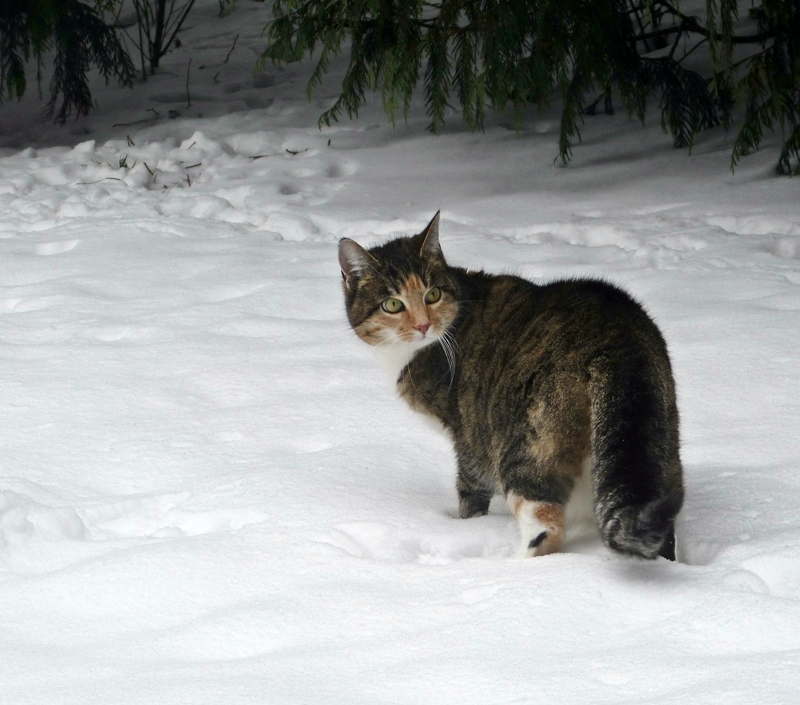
[588,345,684,561]
[599,490,684,560]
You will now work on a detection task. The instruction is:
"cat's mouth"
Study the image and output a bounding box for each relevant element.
[404,325,440,345]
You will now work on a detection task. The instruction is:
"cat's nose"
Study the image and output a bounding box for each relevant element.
[415,322,430,336]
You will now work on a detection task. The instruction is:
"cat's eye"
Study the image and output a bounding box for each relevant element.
[424,287,442,304]
[382,298,404,313]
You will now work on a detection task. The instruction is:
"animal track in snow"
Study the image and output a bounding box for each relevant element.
[740,554,800,599]
[458,584,506,605]
[34,239,80,256]
[763,237,800,260]
[319,519,517,564]
[319,516,610,564]
[81,493,266,540]
[0,296,60,314]
[0,489,265,546]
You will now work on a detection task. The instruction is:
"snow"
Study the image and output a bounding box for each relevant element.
[1,1,799,702]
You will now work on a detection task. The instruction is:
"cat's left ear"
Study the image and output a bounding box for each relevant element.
[419,211,443,261]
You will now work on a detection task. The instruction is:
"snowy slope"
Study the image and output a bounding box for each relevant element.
[1,2,799,703]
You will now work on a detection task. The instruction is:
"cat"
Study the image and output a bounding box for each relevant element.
[338,212,683,561]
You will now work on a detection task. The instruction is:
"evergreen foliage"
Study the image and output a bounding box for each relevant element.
[0,0,135,124]
[264,0,800,173]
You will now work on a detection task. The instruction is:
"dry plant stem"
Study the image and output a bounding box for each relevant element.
[125,0,198,75]
[224,35,239,63]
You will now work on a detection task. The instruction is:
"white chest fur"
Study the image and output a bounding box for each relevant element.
[372,342,453,440]
[372,342,418,388]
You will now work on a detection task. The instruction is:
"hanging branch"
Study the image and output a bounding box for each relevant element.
[263,0,800,173]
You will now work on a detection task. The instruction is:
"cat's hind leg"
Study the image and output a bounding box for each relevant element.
[506,493,565,557]
[498,430,581,557]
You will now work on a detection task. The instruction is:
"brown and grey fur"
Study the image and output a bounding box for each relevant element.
[339,213,683,560]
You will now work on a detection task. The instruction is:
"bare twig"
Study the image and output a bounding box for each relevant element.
[113,108,160,127]
[224,34,239,63]
[667,27,684,59]
[162,0,197,62]
[78,177,122,185]
[679,36,709,63]
[201,34,240,70]
[113,118,152,127]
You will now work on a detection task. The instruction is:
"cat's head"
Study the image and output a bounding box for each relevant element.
[338,212,460,354]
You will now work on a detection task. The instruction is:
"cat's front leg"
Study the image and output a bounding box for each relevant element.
[506,492,565,557]
[455,452,494,519]
[457,480,492,518]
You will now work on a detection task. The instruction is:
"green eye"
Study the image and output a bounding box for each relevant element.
[424,287,442,304]
[382,298,404,313]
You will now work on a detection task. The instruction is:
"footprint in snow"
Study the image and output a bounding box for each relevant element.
[80,493,266,540]
[0,490,265,544]
[318,519,517,564]
[34,239,80,256]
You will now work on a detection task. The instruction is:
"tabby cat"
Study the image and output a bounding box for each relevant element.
[339,213,683,560]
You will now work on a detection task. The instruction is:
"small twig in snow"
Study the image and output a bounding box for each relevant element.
[112,118,151,127]
[200,34,240,69]
[77,177,122,185]
[224,34,239,63]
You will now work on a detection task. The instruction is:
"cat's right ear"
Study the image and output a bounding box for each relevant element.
[339,238,375,286]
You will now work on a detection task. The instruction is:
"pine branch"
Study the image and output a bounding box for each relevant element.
[558,70,585,165]
[777,123,800,174]
[266,0,800,174]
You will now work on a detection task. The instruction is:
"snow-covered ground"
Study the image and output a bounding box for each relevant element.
[1,2,799,702]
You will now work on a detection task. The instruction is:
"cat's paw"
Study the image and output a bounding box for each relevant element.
[520,530,562,558]
[507,493,565,558]
[458,493,491,519]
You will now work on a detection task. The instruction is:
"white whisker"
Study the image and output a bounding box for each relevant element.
[435,327,459,387]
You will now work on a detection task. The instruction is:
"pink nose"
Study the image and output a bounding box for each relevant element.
[415,322,430,336]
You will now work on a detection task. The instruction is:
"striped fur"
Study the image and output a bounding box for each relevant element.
[339,213,683,560]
